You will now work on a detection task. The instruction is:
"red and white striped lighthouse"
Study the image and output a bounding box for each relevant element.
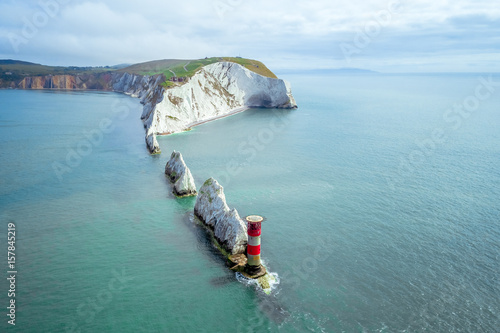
[245,215,264,275]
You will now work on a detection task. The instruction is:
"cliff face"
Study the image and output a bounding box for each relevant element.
[18,73,115,90]
[142,62,297,135]
[194,178,248,255]
[19,75,76,89]
[111,72,165,154]
[18,72,165,93]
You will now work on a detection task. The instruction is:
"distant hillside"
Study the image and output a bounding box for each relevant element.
[109,63,131,70]
[275,68,378,75]
[0,60,41,66]
[0,60,114,76]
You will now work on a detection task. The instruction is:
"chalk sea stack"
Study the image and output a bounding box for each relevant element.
[164,151,197,197]
[194,178,247,255]
[145,130,161,155]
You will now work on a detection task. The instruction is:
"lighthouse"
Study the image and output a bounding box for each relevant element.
[245,215,265,276]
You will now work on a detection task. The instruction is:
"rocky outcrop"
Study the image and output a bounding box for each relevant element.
[194,178,247,255]
[145,130,161,155]
[164,151,197,197]
[143,62,297,135]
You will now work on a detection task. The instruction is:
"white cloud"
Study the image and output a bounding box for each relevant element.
[59,2,154,36]
[0,0,499,71]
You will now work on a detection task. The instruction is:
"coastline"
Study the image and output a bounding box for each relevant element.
[3,87,250,137]
[157,106,250,135]
[7,62,297,150]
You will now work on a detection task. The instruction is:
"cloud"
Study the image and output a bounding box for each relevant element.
[0,0,499,72]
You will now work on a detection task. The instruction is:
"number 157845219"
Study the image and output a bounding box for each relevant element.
[8,222,16,270]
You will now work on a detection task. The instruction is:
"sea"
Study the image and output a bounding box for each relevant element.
[0,73,499,332]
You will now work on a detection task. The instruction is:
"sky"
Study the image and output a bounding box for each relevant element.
[0,0,499,72]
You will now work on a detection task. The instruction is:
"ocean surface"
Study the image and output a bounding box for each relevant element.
[0,73,499,332]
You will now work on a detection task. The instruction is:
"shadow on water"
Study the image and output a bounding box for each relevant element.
[209,274,238,287]
[181,212,229,267]
[256,292,290,325]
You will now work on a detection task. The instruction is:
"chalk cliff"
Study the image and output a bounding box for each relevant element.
[194,178,248,255]
[112,73,166,154]
[164,151,197,197]
[142,62,297,135]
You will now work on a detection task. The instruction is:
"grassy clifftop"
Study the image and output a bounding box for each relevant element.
[222,57,277,78]
[119,57,278,87]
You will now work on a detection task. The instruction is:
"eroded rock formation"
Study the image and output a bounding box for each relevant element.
[164,151,197,197]
[194,178,247,255]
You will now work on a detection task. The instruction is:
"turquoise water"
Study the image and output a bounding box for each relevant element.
[1,74,499,332]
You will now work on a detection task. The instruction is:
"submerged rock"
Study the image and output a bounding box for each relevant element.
[194,178,247,254]
[164,151,197,197]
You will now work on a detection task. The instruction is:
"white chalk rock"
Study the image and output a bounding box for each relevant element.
[194,178,247,254]
[143,62,297,135]
[145,131,161,155]
[164,151,197,197]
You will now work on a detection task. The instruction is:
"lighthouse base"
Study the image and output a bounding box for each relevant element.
[227,254,267,279]
[243,264,267,279]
